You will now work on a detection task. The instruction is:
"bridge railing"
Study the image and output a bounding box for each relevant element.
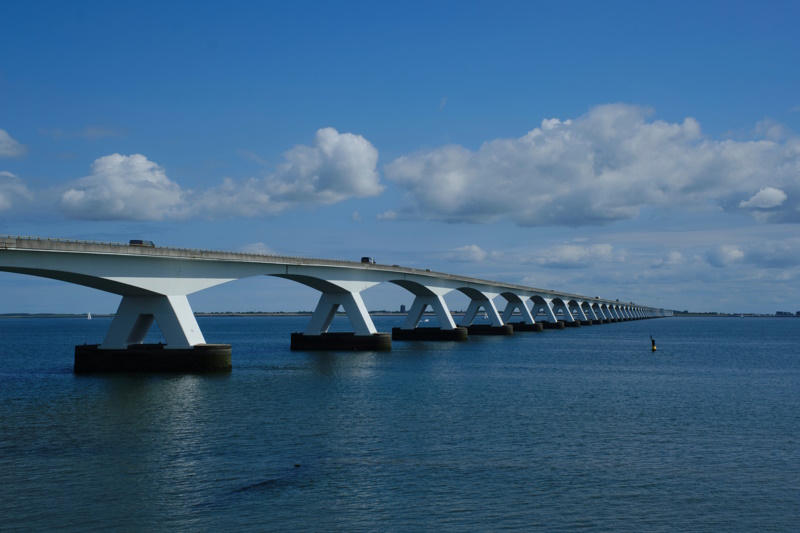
[1,234,670,314]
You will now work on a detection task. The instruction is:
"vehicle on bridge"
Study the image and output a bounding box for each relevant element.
[129,240,155,247]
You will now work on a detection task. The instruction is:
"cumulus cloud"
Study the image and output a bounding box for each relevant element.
[190,127,382,217]
[652,251,684,268]
[739,187,787,209]
[57,128,382,221]
[705,242,800,269]
[0,171,33,211]
[706,245,745,267]
[60,154,185,220]
[754,119,788,141]
[0,129,26,158]
[384,104,800,226]
[266,127,382,202]
[446,244,488,262]
[537,243,618,269]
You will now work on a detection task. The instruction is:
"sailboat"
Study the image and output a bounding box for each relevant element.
[87,312,92,320]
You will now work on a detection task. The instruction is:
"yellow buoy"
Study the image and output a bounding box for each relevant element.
[650,336,657,352]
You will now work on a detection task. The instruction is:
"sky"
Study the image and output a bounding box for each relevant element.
[1,0,799,315]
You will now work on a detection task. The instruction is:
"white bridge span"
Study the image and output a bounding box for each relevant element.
[0,236,670,351]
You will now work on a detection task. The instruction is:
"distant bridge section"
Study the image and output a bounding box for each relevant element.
[0,236,671,371]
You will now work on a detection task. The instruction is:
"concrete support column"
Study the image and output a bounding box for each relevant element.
[569,302,589,321]
[501,297,536,324]
[582,303,599,321]
[402,294,457,330]
[460,296,503,327]
[551,299,575,323]
[531,299,558,323]
[305,291,377,336]
[100,294,205,349]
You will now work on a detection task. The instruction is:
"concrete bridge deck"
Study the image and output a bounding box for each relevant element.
[0,235,671,372]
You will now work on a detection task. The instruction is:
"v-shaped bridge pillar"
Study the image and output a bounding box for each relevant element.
[100,295,206,349]
[77,294,231,373]
[290,287,391,351]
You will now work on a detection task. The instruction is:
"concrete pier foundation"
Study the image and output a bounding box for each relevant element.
[74,344,232,373]
[565,321,581,328]
[290,332,391,351]
[542,321,566,330]
[392,327,468,341]
[580,320,593,326]
[467,324,514,336]
[510,322,544,332]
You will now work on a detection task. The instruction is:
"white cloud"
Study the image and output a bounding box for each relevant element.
[706,245,745,267]
[0,171,33,211]
[652,251,684,268]
[0,129,26,158]
[446,244,488,262]
[264,127,381,203]
[57,128,382,221]
[384,104,800,226]
[739,187,787,209]
[60,154,185,220]
[754,119,788,141]
[705,242,800,269]
[537,243,617,269]
[191,127,382,217]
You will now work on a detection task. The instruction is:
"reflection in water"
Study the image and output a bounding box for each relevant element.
[1,316,800,530]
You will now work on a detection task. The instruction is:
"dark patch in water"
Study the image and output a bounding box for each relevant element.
[196,463,313,509]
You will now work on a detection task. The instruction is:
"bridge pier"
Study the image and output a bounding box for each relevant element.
[290,332,391,351]
[101,295,206,349]
[74,294,231,373]
[459,290,512,335]
[291,290,391,351]
[392,327,468,341]
[501,294,541,332]
[75,343,231,373]
[467,324,514,335]
[510,322,544,332]
[391,293,467,341]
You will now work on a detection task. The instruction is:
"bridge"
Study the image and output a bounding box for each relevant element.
[0,235,671,372]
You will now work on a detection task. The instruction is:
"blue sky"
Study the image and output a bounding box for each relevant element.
[1,0,799,314]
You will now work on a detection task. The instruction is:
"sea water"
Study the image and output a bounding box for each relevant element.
[1,316,798,531]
